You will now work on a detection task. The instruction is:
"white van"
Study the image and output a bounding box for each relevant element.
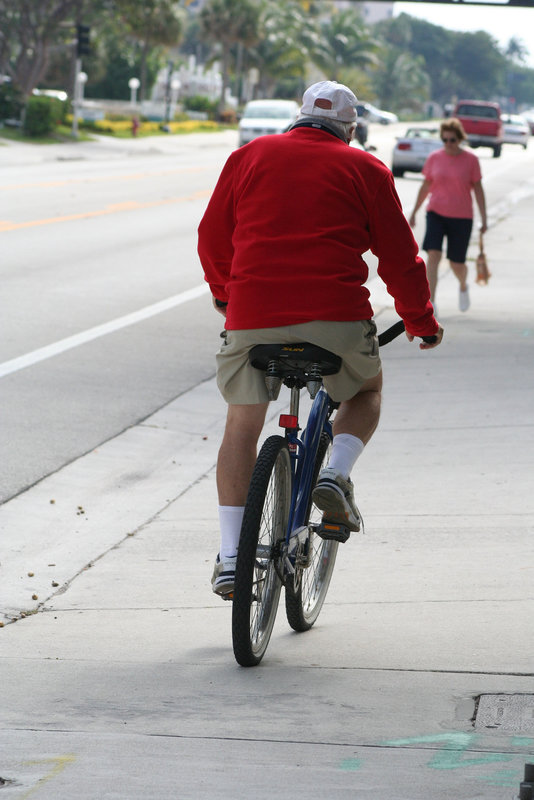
[238,99,299,147]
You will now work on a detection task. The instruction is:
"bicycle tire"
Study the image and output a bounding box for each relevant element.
[232,435,291,666]
[285,432,339,631]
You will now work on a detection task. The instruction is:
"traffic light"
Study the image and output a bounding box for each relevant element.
[76,25,90,57]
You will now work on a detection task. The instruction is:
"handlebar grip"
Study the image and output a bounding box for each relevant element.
[377,319,405,347]
[377,321,439,347]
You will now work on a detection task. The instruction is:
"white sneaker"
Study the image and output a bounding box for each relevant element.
[211,554,237,597]
[459,286,470,312]
[311,468,361,532]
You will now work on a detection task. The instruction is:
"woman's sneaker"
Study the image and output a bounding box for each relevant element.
[312,468,361,532]
[211,554,237,597]
[459,286,470,312]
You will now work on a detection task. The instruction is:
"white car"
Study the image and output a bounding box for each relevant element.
[520,108,534,134]
[501,114,529,148]
[391,126,442,178]
[238,99,299,147]
[363,102,398,125]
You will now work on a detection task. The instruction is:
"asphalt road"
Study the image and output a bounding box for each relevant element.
[1,126,533,503]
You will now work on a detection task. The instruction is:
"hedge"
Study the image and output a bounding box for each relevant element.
[24,95,67,136]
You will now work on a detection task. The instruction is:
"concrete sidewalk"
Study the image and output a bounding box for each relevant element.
[0,129,238,169]
[1,194,533,798]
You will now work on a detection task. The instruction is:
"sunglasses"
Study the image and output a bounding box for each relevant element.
[442,136,458,143]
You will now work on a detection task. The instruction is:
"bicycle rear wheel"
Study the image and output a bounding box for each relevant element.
[232,435,291,666]
[285,432,339,631]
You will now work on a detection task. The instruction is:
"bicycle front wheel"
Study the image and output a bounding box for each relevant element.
[232,435,291,667]
[285,432,339,631]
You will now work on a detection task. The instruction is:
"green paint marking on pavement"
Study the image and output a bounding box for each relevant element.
[511,737,534,747]
[428,749,512,771]
[386,732,474,750]
[385,733,512,771]
[339,758,362,771]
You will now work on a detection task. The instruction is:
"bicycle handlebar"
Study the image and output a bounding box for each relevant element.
[377,320,438,347]
[377,320,405,347]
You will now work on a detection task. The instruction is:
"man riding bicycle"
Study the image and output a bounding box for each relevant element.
[198,80,444,597]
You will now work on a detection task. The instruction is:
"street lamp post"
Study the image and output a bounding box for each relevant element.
[164,61,174,123]
[72,66,88,139]
[78,71,88,103]
[170,78,181,110]
[128,77,140,106]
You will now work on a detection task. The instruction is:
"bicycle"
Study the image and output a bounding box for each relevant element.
[230,319,425,667]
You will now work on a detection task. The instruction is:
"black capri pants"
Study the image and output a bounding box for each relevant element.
[422,210,473,263]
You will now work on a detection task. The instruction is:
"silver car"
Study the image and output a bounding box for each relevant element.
[501,114,529,149]
[238,99,299,147]
[391,126,442,178]
[364,102,398,125]
[520,109,534,134]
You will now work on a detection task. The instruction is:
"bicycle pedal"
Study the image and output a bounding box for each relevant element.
[316,520,351,544]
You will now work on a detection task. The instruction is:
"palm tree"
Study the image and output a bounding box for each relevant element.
[118,0,184,101]
[200,0,260,114]
[247,0,309,98]
[505,36,528,65]
[310,7,379,82]
[372,48,430,114]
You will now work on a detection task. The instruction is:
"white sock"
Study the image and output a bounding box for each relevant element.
[327,434,364,479]
[218,505,245,558]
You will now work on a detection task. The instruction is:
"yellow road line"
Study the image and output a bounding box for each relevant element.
[0,189,211,232]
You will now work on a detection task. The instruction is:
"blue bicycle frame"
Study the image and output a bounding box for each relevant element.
[282,386,333,544]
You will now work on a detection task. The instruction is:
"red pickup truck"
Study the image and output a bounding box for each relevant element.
[453,99,504,158]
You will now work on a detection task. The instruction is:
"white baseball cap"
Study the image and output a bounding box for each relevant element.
[300,80,358,123]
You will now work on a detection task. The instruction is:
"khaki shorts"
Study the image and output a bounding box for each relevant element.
[216,320,381,405]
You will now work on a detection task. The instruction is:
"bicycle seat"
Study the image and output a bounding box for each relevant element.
[249,343,341,376]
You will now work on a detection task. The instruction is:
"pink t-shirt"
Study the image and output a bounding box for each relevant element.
[423,148,482,219]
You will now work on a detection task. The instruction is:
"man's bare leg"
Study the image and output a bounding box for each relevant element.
[332,372,382,444]
[312,372,382,535]
[216,403,269,507]
[425,249,442,303]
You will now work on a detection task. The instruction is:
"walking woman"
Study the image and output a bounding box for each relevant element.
[409,118,487,314]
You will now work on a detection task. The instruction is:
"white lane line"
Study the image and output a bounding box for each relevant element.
[0,283,210,378]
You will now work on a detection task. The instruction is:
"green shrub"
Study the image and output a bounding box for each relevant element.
[0,83,24,121]
[184,95,218,115]
[23,95,65,136]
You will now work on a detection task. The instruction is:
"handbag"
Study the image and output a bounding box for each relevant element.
[475,233,491,285]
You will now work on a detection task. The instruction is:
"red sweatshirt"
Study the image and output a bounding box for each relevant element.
[198,127,438,337]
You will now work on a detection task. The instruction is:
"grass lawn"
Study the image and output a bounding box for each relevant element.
[0,124,94,144]
[0,121,235,144]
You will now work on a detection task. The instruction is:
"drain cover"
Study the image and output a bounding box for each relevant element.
[475,694,534,733]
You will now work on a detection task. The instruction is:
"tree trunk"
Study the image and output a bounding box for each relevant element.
[140,41,150,103]
[219,43,229,116]
[15,41,50,97]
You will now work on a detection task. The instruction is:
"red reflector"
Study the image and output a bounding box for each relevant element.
[397,143,411,150]
[279,414,298,429]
